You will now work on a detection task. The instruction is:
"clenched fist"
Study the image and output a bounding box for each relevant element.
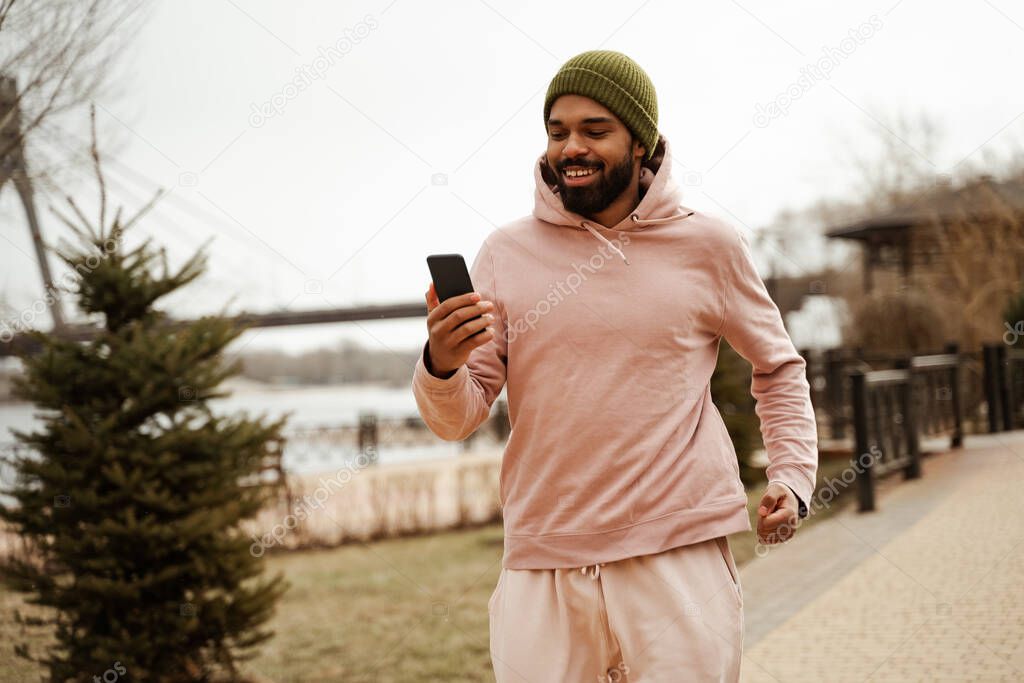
[756,482,800,545]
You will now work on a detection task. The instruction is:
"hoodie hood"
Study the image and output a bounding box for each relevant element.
[533,133,695,265]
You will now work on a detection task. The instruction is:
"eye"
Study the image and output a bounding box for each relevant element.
[549,131,607,140]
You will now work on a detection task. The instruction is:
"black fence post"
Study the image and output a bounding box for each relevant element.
[492,398,510,442]
[983,344,1002,433]
[825,348,845,439]
[896,359,921,480]
[358,412,379,465]
[944,342,964,448]
[851,370,875,512]
[997,345,1014,431]
[800,347,813,404]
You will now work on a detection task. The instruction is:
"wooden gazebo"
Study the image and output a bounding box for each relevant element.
[825,176,1024,292]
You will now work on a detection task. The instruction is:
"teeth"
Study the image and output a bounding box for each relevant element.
[565,167,597,178]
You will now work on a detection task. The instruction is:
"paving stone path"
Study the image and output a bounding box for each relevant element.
[738,431,1024,682]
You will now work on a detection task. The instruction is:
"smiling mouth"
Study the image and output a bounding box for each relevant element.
[561,165,598,184]
[562,166,600,178]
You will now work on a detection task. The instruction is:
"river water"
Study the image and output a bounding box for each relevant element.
[0,380,467,479]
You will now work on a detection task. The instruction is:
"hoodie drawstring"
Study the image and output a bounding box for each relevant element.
[581,222,630,265]
[579,562,606,580]
[630,210,695,226]
[579,209,695,267]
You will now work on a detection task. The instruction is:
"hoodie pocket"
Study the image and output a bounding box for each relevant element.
[487,569,505,614]
[713,536,743,608]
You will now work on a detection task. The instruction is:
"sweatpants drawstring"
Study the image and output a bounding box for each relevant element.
[579,563,606,580]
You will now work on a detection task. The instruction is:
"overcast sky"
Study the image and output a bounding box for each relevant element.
[1,0,1021,354]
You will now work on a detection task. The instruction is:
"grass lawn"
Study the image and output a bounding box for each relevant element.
[1,455,856,682]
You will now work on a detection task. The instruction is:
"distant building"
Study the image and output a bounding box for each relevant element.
[824,175,1024,293]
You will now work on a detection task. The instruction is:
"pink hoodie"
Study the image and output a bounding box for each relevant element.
[413,134,818,569]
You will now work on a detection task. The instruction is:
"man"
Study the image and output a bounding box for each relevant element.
[413,50,817,682]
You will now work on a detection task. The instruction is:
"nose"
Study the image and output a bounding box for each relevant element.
[561,131,589,159]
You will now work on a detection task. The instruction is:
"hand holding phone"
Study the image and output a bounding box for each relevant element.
[424,254,496,378]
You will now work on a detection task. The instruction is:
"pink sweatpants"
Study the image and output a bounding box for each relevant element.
[488,536,744,683]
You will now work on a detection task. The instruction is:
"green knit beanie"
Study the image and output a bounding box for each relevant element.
[543,50,659,160]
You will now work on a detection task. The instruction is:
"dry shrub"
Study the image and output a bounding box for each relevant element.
[921,176,1024,349]
[845,288,948,355]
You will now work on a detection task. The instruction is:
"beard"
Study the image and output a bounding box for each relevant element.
[556,143,636,218]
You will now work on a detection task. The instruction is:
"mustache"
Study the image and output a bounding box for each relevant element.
[557,160,603,172]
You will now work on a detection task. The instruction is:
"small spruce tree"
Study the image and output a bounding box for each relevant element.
[0,110,287,682]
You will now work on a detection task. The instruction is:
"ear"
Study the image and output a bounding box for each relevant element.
[633,137,646,161]
[540,155,559,185]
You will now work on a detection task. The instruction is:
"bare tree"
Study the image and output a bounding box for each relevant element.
[842,109,1024,351]
[845,110,946,214]
[0,0,147,165]
[1,0,150,330]
[925,170,1024,349]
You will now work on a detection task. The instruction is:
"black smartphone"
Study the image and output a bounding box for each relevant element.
[426,253,485,336]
